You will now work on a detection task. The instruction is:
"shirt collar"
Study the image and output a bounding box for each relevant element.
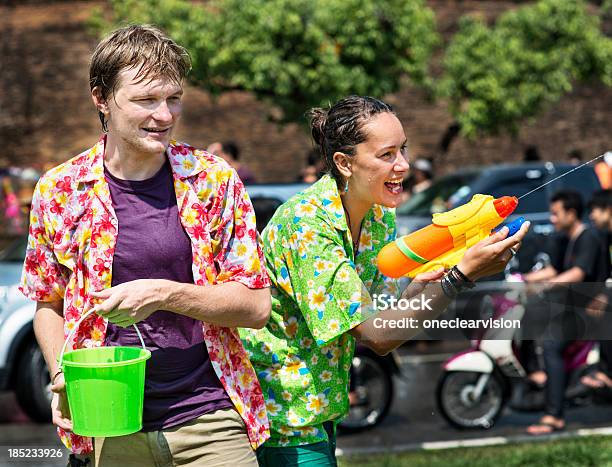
[307,174,350,232]
[73,135,208,183]
[308,174,390,236]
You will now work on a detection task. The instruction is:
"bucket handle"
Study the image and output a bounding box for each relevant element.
[58,307,146,369]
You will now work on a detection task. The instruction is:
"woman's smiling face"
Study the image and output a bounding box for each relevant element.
[347,112,410,208]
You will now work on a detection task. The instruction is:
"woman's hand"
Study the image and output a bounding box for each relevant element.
[401,268,446,299]
[456,221,530,282]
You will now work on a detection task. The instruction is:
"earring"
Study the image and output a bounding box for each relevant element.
[343,178,349,194]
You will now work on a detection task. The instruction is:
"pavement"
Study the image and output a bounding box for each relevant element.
[336,342,612,456]
[2,341,612,465]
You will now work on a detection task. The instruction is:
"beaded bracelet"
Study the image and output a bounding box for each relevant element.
[448,266,475,290]
[440,266,476,299]
[440,274,458,299]
[451,265,475,286]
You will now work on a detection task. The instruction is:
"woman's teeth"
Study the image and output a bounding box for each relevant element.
[384,180,402,194]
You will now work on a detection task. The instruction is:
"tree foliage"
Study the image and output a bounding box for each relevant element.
[91,0,439,124]
[439,0,612,139]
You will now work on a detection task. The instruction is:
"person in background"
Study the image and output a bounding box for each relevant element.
[1,174,24,234]
[398,157,433,206]
[410,158,433,194]
[242,95,528,466]
[20,25,270,467]
[208,140,257,184]
[581,189,612,389]
[298,149,325,184]
[524,190,609,434]
[568,149,583,165]
[523,145,541,162]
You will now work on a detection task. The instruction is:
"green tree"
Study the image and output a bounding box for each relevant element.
[91,0,439,124]
[439,0,612,142]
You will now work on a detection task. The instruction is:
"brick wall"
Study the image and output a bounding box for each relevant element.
[1,0,610,182]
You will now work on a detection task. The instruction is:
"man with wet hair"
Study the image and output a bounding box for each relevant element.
[20,25,270,466]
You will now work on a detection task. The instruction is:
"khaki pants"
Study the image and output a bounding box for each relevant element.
[94,408,257,467]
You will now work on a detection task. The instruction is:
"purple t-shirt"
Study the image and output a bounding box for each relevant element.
[104,160,232,431]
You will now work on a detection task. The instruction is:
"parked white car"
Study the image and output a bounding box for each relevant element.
[0,235,50,421]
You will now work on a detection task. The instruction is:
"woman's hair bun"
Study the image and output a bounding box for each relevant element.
[308,107,328,147]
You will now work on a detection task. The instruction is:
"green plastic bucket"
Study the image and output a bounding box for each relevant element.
[59,309,151,437]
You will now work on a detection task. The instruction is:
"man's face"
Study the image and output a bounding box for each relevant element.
[550,200,576,232]
[96,66,183,157]
[590,206,612,231]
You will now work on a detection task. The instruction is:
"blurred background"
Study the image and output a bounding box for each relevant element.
[1,1,612,465]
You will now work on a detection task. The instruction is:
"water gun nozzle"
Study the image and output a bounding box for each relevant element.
[493,196,518,218]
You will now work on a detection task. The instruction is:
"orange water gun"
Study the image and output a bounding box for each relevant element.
[377,194,518,278]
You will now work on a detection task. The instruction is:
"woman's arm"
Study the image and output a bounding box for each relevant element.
[350,222,530,355]
[349,270,449,354]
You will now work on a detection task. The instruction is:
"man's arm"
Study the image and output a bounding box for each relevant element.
[548,266,585,284]
[34,300,65,380]
[91,280,271,329]
[526,230,597,285]
[34,300,72,431]
[523,265,558,283]
[164,281,270,327]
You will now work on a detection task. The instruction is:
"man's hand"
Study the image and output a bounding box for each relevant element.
[90,279,170,327]
[586,293,609,319]
[51,373,72,431]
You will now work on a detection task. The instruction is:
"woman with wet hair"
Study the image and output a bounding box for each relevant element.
[241,96,529,466]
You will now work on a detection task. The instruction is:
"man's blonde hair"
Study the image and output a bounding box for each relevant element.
[89,24,191,128]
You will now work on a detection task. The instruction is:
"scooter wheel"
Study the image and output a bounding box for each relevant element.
[436,370,506,429]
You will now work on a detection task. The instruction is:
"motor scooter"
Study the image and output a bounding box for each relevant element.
[436,257,598,429]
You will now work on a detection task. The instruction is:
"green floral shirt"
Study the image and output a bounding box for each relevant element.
[241,175,400,447]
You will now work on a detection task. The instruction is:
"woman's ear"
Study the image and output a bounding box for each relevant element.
[333,151,353,179]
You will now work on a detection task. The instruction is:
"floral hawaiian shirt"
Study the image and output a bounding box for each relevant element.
[20,136,270,454]
[240,174,400,447]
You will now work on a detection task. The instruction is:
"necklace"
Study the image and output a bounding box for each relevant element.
[344,208,361,252]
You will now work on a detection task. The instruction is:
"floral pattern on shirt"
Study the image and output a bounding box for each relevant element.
[241,174,400,447]
[20,136,270,454]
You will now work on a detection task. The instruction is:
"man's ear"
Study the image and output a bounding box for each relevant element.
[568,207,578,219]
[91,86,109,114]
[333,151,353,179]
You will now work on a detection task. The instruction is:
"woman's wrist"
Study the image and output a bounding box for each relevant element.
[456,260,477,281]
[440,266,476,299]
